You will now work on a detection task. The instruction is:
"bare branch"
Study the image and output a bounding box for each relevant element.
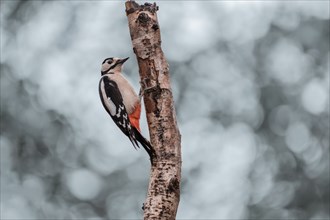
[125,1,182,219]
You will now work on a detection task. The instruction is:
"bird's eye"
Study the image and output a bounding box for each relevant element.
[107,58,114,64]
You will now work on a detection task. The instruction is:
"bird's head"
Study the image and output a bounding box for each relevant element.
[101,57,129,75]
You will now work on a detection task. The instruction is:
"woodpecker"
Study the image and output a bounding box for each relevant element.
[98,57,154,159]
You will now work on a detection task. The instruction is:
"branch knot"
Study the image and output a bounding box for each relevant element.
[167,177,180,195]
[137,12,151,25]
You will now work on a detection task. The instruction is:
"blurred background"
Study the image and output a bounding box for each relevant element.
[1,0,329,219]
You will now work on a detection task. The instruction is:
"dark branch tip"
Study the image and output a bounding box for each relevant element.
[126,1,158,15]
[142,2,158,13]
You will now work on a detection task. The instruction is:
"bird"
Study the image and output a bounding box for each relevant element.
[98,57,155,160]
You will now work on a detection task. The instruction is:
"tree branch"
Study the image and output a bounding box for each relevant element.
[125,1,182,219]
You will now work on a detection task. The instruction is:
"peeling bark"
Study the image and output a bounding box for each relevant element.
[125,1,182,219]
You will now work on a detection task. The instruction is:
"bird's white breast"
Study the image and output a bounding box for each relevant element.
[108,73,139,114]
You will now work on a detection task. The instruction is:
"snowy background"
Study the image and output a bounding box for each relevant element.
[1,0,329,219]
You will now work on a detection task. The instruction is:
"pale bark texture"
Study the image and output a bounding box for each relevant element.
[125,1,182,219]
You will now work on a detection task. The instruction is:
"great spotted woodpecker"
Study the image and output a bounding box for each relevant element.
[98,57,154,159]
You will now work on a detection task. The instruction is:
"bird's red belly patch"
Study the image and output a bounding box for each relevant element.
[129,104,141,132]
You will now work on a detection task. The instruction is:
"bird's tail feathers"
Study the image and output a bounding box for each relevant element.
[131,127,155,159]
[128,134,139,150]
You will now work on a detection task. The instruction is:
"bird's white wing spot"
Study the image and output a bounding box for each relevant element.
[107,97,116,116]
[116,107,122,118]
[118,121,126,128]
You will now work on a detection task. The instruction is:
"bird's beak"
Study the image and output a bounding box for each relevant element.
[118,57,129,64]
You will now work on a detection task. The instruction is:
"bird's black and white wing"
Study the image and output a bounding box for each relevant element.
[99,76,139,148]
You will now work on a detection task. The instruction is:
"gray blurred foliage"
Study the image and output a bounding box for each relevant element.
[0,0,329,219]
